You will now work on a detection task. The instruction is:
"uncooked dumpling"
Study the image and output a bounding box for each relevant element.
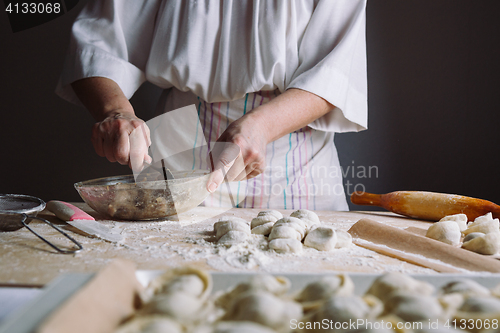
[215,221,251,241]
[115,315,183,333]
[208,321,277,333]
[295,274,355,310]
[463,212,499,236]
[462,232,500,255]
[335,230,352,248]
[140,291,205,320]
[290,209,320,230]
[269,238,303,254]
[426,221,461,246]
[310,296,372,324]
[268,225,303,242]
[214,217,248,233]
[218,230,250,245]
[463,232,485,242]
[303,227,337,251]
[222,291,302,332]
[271,217,307,240]
[440,279,491,297]
[215,274,291,310]
[365,272,435,303]
[439,213,468,231]
[383,291,444,322]
[458,296,500,313]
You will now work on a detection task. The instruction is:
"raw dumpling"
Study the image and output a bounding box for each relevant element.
[213,218,251,246]
[269,238,303,254]
[270,217,307,240]
[462,232,500,255]
[309,296,377,328]
[458,296,500,313]
[365,272,435,303]
[335,230,352,248]
[290,209,320,230]
[383,292,444,322]
[222,291,303,332]
[439,213,468,231]
[295,274,355,310]
[251,210,283,236]
[426,221,461,246]
[140,291,206,321]
[115,315,183,333]
[303,227,337,251]
[439,279,491,298]
[204,321,277,333]
[463,232,485,242]
[216,274,291,310]
[463,213,500,236]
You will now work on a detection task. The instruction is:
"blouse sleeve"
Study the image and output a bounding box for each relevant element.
[286,0,368,133]
[55,0,161,105]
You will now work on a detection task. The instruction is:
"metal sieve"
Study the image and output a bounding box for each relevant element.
[0,194,83,254]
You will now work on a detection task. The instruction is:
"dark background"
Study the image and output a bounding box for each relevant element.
[1,1,499,211]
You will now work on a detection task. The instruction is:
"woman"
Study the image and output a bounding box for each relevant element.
[57,0,368,211]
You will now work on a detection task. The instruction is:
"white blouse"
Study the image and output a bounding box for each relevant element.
[56,0,368,133]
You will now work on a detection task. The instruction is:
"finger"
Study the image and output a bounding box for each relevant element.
[206,142,241,193]
[91,124,106,157]
[129,125,149,172]
[113,130,130,165]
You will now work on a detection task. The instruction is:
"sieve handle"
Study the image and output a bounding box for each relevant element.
[47,201,95,221]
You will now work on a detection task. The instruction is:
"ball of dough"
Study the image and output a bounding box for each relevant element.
[462,232,500,255]
[272,217,307,240]
[251,210,283,228]
[365,272,435,303]
[426,221,461,246]
[303,227,337,251]
[216,221,251,240]
[335,230,353,249]
[251,222,275,235]
[439,213,468,231]
[269,238,303,254]
[268,225,303,242]
[218,230,249,245]
[214,217,248,233]
[290,209,320,230]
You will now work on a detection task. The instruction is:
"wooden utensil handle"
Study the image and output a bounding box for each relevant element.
[350,191,382,207]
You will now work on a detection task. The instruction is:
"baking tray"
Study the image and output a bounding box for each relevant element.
[2,271,500,333]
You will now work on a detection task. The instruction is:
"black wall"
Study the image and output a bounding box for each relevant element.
[1,1,499,210]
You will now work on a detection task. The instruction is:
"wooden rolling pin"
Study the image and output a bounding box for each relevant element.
[351,191,500,221]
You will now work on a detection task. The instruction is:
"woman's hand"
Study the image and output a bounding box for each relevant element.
[71,77,151,170]
[91,110,151,170]
[207,113,269,192]
[206,88,335,193]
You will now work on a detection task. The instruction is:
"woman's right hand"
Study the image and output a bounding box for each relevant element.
[91,110,152,170]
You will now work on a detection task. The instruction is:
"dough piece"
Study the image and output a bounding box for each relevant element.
[218,230,249,246]
[251,210,283,229]
[439,279,491,297]
[290,209,320,230]
[462,232,500,255]
[215,221,251,240]
[303,227,337,251]
[268,225,303,242]
[251,211,282,236]
[115,315,183,333]
[140,291,205,321]
[463,213,499,236]
[426,221,461,246]
[271,217,307,240]
[365,272,435,303]
[335,230,352,248]
[214,217,249,233]
[269,238,303,254]
[463,232,485,242]
[310,296,374,325]
[439,213,468,231]
[144,267,212,302]
[383,292,444,322]
[216,275,291,310]
[458,296,500,313]
[295,274,355,310]
[222,291,303,332]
